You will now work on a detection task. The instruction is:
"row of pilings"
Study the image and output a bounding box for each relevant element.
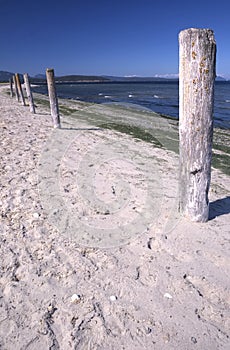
[7,28,217,223]
[9,69,60,128]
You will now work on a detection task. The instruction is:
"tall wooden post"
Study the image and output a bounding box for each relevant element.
[179,28,216,222]
[46,68,61,128]
[23,73,35,113]
[13,75,20,102]
[15,73,26,106]
[9,78,13,97]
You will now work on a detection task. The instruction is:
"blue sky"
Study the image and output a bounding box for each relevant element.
[1,0,230,77]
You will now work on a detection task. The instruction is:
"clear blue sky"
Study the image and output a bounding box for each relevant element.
[1,0,230,77]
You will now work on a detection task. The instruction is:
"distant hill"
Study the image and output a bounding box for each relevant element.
[55,75,110,82]
[102,75,179,82]
[34,74,46,79]
[215,76,227,81]
[29,74,110,83]
[0,71,109,83]
[0,71,14,82]
[0,71,229,83]
[30,75,173,83]
[0,71,23,82]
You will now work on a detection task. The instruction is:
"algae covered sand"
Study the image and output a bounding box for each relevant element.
[34,92,229,175]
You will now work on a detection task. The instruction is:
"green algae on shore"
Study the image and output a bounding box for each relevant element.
[35,93,230,176]
[4,88,230,175]
[98,122,163,148]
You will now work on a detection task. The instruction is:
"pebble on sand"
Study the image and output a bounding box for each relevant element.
[70,294,81,304]
[164,293,173,299]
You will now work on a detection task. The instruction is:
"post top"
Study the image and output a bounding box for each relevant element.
[179,28,215,44]
[180,28,214,33]
[179,28,215,39]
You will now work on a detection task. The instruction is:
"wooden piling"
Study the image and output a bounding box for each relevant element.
[15,73,26,106]
[46,68,61,128]
[23,73,35,113]
[13,75,20,102]
[9,77,13,97]
[179,28,216,222]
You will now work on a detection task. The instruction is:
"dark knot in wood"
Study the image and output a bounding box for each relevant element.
[190,168,202,176]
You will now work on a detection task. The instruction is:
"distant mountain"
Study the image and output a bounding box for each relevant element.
[154,74,228,81]
[102,75,178,82]
[31,74,230,82]
[21,73,170,83]
[0,71,14,82]
[0,71,23,82]
[29,74,110,83]
[55,75,109,82]
[1,70,228,83]
[215,75,227,81]
[34,74,46,79]
[154,74,179,79]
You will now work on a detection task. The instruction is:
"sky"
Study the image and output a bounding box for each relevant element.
[1,0,230,77]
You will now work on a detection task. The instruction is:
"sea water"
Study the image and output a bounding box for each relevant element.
[32,81,230,129]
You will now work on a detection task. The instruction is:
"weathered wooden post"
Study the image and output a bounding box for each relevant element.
[179,28,216,222]
[23,73,35,113]
[15,73,26,106]
[13,75,20,102]
[46,68,61,128]
[9,77,13,97]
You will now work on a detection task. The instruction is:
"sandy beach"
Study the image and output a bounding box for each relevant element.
[0,84,229,349]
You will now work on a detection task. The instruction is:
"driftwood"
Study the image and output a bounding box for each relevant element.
[46,68,61,128]
[179,28,216,222]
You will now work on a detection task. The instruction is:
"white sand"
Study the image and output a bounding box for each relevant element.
[0,84,229,349]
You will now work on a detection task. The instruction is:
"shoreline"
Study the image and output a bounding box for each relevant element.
[32,88,230,176]
[3,83,230,176]
[0,85,229,349]
[30,80,230,129]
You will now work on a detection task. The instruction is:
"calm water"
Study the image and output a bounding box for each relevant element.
[32,81,230,129]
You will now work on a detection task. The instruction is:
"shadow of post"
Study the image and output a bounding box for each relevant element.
[209,196,230,220]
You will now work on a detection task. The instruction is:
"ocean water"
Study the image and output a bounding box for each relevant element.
[32,81,230,129]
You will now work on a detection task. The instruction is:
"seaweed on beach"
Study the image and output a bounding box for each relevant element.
[212,153,230,175]
[98,122,163,148]
[59,105,78,115]
[34,97,50,107]
[32,93,230,175]
[34,98,78,116]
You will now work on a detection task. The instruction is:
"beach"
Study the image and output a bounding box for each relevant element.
[0,83,230,349]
